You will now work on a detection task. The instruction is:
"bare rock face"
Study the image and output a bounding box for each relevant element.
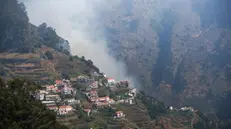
[95,0,231,112]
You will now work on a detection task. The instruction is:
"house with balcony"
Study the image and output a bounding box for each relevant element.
[58,106,73,115]
[115,111,125,118]
[107,77,116,85]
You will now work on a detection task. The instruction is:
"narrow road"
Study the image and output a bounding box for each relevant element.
[191,112,196,128]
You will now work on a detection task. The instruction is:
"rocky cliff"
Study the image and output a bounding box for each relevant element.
[96,0,231,116]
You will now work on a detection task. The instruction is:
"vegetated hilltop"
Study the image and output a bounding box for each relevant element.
[96,0,231,122]
[0,0,99,83]
[0,78,68,129]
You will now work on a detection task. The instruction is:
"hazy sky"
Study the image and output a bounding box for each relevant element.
[20,0,139,88]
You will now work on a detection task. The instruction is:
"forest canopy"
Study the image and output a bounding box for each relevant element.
[0,77,68,129]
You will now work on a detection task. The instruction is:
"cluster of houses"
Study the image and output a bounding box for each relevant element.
[169,106,195,112]
[76,73,137,118]
[36,72,137,119]
[35,79,79,116]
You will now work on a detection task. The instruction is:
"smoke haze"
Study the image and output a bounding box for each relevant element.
[20,0,138,88]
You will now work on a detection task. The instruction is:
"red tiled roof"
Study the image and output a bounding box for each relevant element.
[107,77,114,80]
[55,80,62,84]
[59,106,72,109]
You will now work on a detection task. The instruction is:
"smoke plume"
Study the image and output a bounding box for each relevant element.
[20,0,139,88]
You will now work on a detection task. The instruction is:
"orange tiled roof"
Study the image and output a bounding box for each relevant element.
[55,80,62,84]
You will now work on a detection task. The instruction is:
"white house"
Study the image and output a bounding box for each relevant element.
[115,111,125,118]
[58,106,73,115]
[47,106,58,111]
[36,93,45,100]
[45,94,61,101]
[180,106,194,112]
[125,99,133,105]
[107,77,116,84]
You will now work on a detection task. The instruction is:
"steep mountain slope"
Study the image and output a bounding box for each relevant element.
[0,0,100,84]
[96,0,231,119]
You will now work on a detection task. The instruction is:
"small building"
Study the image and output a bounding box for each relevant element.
[97,96,110,102]
[169,106,174,110]
[46,85,57,92]
[89,81,98,89]
[55,80,62,85]
[92,72,100,78]
[125,99,133,105]
[70,77,78,82]
[47,106,58,111]
[107,77,116,84]
[45,94,61,101]
[61,87,73,95]
[109,99,115,104]
[58,106,73,115]
[64,98,80,104]
[77,76,88,83]
[38,90,48,94]
[115,111,125,118]
[64,98,76,104]
[36,93,45,100]
[42,101,56,106]
[90,96,110,103]
[180,106,194,112]
[118,81,129,87]
[102,73,107,77]
[95,101,110,108]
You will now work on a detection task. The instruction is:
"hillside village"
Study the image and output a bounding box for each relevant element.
[34,70,200,128]
[35,71,139,125]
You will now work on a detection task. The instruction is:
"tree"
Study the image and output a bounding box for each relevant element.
[98,88,109,97]
[81,56,85,61]
[87,59,93,65]
[69,56,74,61]
[0,77,5,87]
[45,51,53,60]
[0,78,68,129]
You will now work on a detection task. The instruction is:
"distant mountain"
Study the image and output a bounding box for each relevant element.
[95,0,231,124]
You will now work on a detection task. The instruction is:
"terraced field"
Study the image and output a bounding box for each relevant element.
[0,48,60,83]
[119,104,157,129]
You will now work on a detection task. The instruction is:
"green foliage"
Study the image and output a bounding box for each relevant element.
[0,78,68,129]
[0,0,70,54]
[0,0,29,52]
[45,51,54,60]
[69,56,73,61]
[138,94,167,119]
[38,23,60,48]
[98,88,110,97]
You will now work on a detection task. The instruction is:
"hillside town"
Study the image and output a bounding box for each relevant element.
[35,72,137,119]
